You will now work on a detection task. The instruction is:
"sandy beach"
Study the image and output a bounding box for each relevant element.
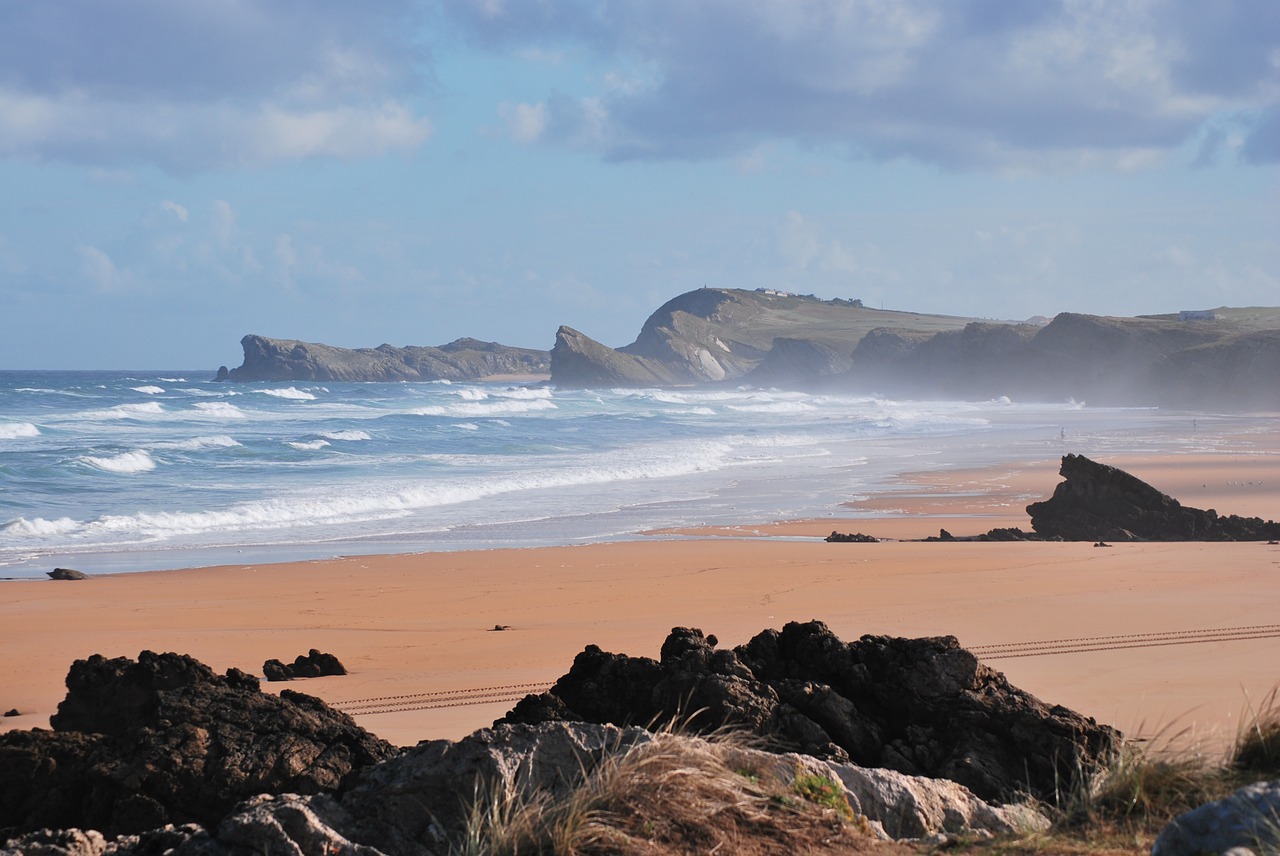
[3,444,1278,760]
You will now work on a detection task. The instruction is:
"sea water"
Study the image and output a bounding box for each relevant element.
[0,370,1240,579]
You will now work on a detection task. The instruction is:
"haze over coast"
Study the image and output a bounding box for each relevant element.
[3,3,1280,852]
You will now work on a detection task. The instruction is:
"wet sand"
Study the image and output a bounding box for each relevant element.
[2,446,1278,757]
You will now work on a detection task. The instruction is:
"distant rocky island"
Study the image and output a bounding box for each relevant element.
[217,288,1280,409]
[215,335,550,383]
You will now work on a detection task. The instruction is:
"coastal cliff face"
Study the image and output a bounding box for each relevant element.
[221,335,550,383]
[550,288,983,388]
[836,310,1280,408]
[550,289,1280,408]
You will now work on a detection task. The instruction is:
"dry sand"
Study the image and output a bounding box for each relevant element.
[3,445,1278,759]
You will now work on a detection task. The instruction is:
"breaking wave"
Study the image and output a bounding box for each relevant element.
[320,430,371,441]
[258,387,317,401]
[151,435,240,451]
[0,422,40,439]
[409,399,557,418]
[79,450,157,474]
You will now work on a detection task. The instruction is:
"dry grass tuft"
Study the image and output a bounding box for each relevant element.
[450,718,880,855]
[1231,687,1280,777]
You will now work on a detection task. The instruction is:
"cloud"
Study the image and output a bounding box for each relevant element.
[0,92,431,170]
[1241,104,1280,164]
[0,2,431,170]
[440,0,1280,170]
[159,200,189,222]
[499,101,549,143]
[76,245,133,294]
[779,211,857,275]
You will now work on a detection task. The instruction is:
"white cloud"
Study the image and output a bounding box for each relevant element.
[76,245,132,294]
[0,91,430,170]
[500,101,549,143]
[159,200,189,222]
[779,211,857,274]
[0,3,431,171]
[211,201,236,249]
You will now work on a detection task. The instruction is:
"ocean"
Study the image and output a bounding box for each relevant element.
[0,370,1242,579]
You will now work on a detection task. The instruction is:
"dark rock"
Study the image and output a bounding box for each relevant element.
[0,651,395,838]
[499,621,1117,803]
[262,649,347,682]
[48,568,89,581]
[213,365,230,382]
[489,624,511,631]
[2,710,16,718]
[825,531,878,543]
[980,527,1034,541]
[1028,454,1280,541]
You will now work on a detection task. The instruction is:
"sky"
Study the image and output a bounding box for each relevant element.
[0,1,1277,370]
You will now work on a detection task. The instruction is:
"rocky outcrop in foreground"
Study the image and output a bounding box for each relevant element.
[1028,454,1280,542]
[2,631,1112,853]
[218,335,550,383]
[1,722,1052,855]
[500,621,1118,804]
[0,651,395,838]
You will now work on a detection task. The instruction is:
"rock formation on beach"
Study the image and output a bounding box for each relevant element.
[263,649,348,681]
[0,630,1117,852]
[219,334,550,383]
[499,621,1118,804]
[0,651,395,838]
[1027,454,1280,541]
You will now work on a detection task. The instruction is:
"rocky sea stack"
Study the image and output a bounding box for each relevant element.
[1028,454,1280,541]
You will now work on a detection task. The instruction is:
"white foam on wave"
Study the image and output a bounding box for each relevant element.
[454,423,480,431]
[3,516,80,536]
[320,430,371,441]
[455,388,489,401]
[79,450,157,474]
[493,386,552,400]
[180,388,235,397]
[0,422,40,439]
[287,439,330,451]
[9,437,740,547]
[77,402,166,420]
[131,385,165,395]
[258,387,316,401]
[410,399,557,418]
[152,435,240,451]
[192,402,247,419]
[726,401,817,414]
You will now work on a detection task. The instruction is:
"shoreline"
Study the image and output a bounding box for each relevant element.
[4,445,1279,757]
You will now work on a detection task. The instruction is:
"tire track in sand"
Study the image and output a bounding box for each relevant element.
[332,625,1280,715]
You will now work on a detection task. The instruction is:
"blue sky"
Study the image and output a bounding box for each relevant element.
[1,1,1277,369]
